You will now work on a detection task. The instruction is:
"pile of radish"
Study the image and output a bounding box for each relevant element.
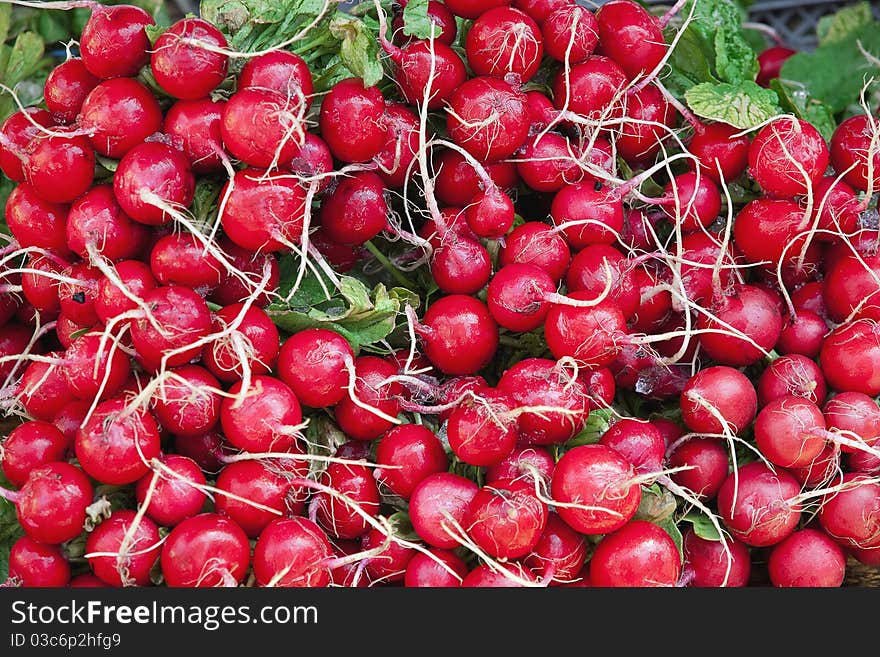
[0,0,879,589]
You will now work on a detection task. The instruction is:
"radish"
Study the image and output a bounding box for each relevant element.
[415,294,498,375]
[43,58,99,124]
[767,528,846,587]
[334,356,403,441]
[447,388,518,466]
[688,121,750,182]
[221,88,305,169]
[668,437,729,500]
[0,323,35,382]
[516,132,585,193]
[717,462,802,547]
[682,528,751,587]
[24,133,95,204]
[0,421,69,488]
[215,459,304,538]
[434,149,519,206]
[314,462,381,540]
[1,462,92,545]
[542,5,598,64]
[393,1,458,46]
[430,234,492,295]
[319,77,387,164]
[499,221,571,282]
[67,185,148,261]
[239,51,314,105]
[514,0,569,22]
[79,78,163,158]
[659,171,722,232]
[220,375,303,453]
[277,328,353,408]
[7,536,70,587]
[362,526,417,582]
[374,424,448,499]
[79,3,155,79]
[163,98,225,174]
[409,472,480,549]
[566,244,639,319]
[464,187,514,239]
[135,455,206,527]
[63,332,130,401]
[383,39,467,110]
[320,171,388,246]
[550,444,641,535]
[160,513,250,587]
[697,284,782,367]
[756,46,797,88]
[404,548,467,587]
[57,262,101,327]
[150,233,223,292]
[590,520,681,587]
[733,198,806,267]
[465,478,548,560]
[85,510,161,586]
[253,517,333,587]
[487,263,555,332]
[174,431,227,474]
[130,285,213,371]
[152,365,221,437]
[446,76,529,162]
[754,396,826,468]
[747,117,829,197]
[819,320,880,396]
[113,141,195,225]
[599,418,665,475]
[375,103,419,188]
[4,183,69,254]
[203,303,279,383]
[552,56,627,119]
[829,114,880,192]
[75,398,161,485]
[543,295,626,367]
[757,354,827,406]
[288,133,334,190]
[617,85,675,166]
[487,446,555,484]
[818,474,880,549]
[823,251,880,323]
[465,7,543,82]
[18,357,75,421]
[461,562,537,587]
[51,400,89,446]
[776,311,827,359]
[595,0,666,81]
[0,109,53,183]
[522,512,587,585]
[680,366,757,434]
[822,392,880,451]
[810,176,860,241]
[629,267,673,333]
[551,181,624,248]
[444,0,512,20]
[151,18,229,100]
[791,443,840,487]
[94,260,157,324]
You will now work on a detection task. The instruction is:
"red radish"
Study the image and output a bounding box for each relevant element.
[163,98,225,174]
[660,172,722,232]
[733,198,806,267]
[437,375,489,421]
[767,528,845,587]
[220,168,307,252]
[135,455,206,527]
[57,262,101,327]
[430,234,492,295]
[566,244,639,319]
[75,399,161,485]
[849,448,880,474]
[747,117,829,197]
[756,46,797,88]
[220,375,303,453]
[253,517,333,587]
[465,478,548,560]
[698,285,783,367]
[447,389,518,466]
[319,78,387,163]
[818,474,880,549]
[552,56,627,119]
[599,419,665,475]
[0,421,69,488]
[409,473,480,549]
[320,171,388,246]
[585,367,616,409]
[487,446,555,484]
[0,323,34,381]
[393,1,458,46]
[130,286,212,371]
[416,294,498,375]
[79,4,155,79]
[24,133,95,204]
[0,109,53,182]
[18,357,75,421]
[595,0,666,80]
[114,141,195,225]
[212,242,280,307]
[94,260,157,324]
[682,528,751,587]
[444,0,512,20]
[629,267,673,333]
[487,263,555,332]
[810,176,860,241]
[551,181,624,248]
[829,115,880,192]
[151,18,228,99]
[465,187,515,239]
[668,437,729,500]
[374,424,448,499]
[543,296,626,366]
[791,444,840,487]
[277,328,353,408]
[215,459,303,538]
[757,354,827,406]
[385,39,467,110]
[776,311,827,359]
[239,51,314,104]
[334,356,403,441]
[4,184,69,255]
[680,366,757,434]
[819,320,880,396]
[152,365,221,437]
[52,401,89,447]
[70,573,108,587]
[514,0,569,22]
[43,58,99,124]
[517,132,584,193]
[314,462,381,540]
[446,76,530,162]
[523,512,587,584]
[754,396,826,468]
[362,526,417,582]
[85,510,161,587]
[150,233,223,292]
[676,231,736,305]
[823,251,880,323]
[688,122,751,182]
[465,7,543,82]
[374,104,419,188]
[550,444,641,535]
[498,358,590,444]
[221,88,305,168]
[405,548,468,587]
[461,563,537,587]
[617,85,675,166]
[56,314,95,349]
[434,149,519,206]
[288,133,334,189]
[823,391,880,451]
[5,462,92,545]
[525,89,559,130]
[161,513,250,587]
[63,332,130,401]
[717,462,802,547]
[203,304,279,383]
[67,185,148,261]
[591,520,680,587]
[174,431,227,474]
[499,222,571,282]
[7,536,70,587]
[79,78,163,158]
[542,5,598,64]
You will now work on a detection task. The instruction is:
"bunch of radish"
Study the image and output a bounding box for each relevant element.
[0,0,878,589]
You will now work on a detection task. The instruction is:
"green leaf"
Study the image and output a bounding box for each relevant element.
[0,3,12,45]
[330,15,384,87]
[780,24,880,114]
[386,511,420,542]
[682,510,722,541]
[566,408,613,447]
[816,1,873,46]
[770,78,837,142]
[402,0,433,40]
[144,23,167,45]
[656,515,684,561]
[680,0,758,84]
[0,474,23,581]
[37,10,72,46]
[4,31,44,88]
[664,25,719,94]
[685,80,783,129]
